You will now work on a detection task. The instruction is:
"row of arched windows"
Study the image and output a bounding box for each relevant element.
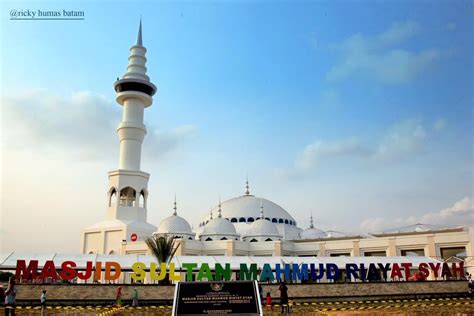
[108,186,147,208]
[199,217,297,227]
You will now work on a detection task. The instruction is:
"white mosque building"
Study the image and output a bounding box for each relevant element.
[81,22,473,270]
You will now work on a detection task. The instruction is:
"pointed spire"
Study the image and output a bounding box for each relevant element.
[172,194,177,216]
[137,18,143,46]
[309,212,314,229]
[245,175,250,195]
[260,200,264,219]
[217,196,222,218]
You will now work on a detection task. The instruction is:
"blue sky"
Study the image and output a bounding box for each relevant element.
[1,0,472,252]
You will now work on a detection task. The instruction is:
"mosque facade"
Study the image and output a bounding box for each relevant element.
[81,22,473,276]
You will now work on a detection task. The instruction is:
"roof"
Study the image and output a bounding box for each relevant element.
[300,227,327,239]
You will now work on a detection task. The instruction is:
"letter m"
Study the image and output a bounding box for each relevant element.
[239,263,258,280]
[15,260,39,280]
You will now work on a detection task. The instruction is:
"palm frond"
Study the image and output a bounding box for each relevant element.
[146,235,178,264]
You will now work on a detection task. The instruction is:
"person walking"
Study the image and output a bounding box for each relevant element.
[115,286,122,306]
[4,278,17,316]
[278,281,288,313]
[40,289,47,314]
[131,288,139,307]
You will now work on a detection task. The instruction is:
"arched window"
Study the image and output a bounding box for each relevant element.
[138,190,146,208]
[88,251,94,254]
[289,220,293,225]
[265,238,272,242]
[109,188,117,207]
[239,217,246,223]
[220,237,228,240]
[248,217,255,223]
[188,237,193,240]
[205,237,213,241]
[265,217,270,221]
[278,219,284,223]
[119,187,136,207]
[231,218,238,223]
[272,218,277,223]
[250,239,258,242]
[109,250,115,254]
[284,219,289,224]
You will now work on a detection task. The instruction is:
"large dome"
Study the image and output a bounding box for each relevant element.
[199,195,297,227]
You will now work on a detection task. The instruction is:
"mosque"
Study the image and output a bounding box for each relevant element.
[81,22,473,277]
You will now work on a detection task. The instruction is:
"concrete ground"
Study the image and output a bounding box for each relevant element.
[1,297,472,315]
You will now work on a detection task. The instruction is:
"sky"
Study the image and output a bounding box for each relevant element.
[0,0,472,253]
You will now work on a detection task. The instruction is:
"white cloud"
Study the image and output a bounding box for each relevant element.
[296,139,372,172]
[291,119,427,174]
[1,90,196,161]
[360,197,474,233]
[434,118,446,131]
[375,119,426,161]
[327,21,440,84]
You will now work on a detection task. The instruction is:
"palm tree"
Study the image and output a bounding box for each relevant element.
[145,235,179,284]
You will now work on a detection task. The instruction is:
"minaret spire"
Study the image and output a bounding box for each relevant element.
[245,175,250,195]
[217,196,222,218]
[137,18,143,46]
[172,194,177,216]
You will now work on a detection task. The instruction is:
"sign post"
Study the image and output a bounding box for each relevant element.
[172,281,262,316]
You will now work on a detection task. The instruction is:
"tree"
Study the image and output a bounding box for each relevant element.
[145,235,179,285]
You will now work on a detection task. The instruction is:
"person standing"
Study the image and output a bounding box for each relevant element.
[4,278,17,316]
[278,281,288,313]
[40,289,47,314]
[265,292,272,311]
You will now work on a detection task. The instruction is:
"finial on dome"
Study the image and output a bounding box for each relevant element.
[245,175,250,195]
[260,200,264,219]
[172,194,177,216]
[137,17,143,46]
[210,209,213,220]
[309,212,314,229]
[217,196,222,218]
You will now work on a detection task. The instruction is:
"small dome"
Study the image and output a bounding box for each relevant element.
[157,215,193,235]
[156,197,195,240]
[245,218,281,238]
[201,218,238,236]
[300,227,327,239]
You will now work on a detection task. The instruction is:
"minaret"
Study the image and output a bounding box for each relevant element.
[82,20,158,255]
[114,19,157,171]
[173,195,177,216]
[244,176,250,196]
[107,19,157,224]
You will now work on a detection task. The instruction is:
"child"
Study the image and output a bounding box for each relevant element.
[265,292,272,310]
[40,289,47,312]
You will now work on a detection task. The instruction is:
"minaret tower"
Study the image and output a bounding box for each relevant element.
[82,20,157,255]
